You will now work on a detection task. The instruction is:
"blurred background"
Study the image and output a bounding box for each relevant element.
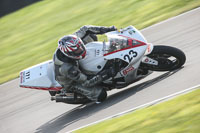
[0,0,41,18]
[0,0,200,84]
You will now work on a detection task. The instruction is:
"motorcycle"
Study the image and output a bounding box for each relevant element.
[19,25,186,104]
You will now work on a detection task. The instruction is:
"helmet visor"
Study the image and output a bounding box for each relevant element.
[68,44,85,57]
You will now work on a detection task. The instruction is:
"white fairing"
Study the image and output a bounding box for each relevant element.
[79,42,107,75]
[20,60,62,90]
[20,25,151,90]
[79,26,148,82]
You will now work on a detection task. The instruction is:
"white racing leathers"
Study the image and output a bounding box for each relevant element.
[53,25,116,102]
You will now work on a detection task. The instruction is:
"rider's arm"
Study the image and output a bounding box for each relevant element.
[54,49,88,83]
[59,63,88,83]
[59,63,116,87]
[74,25,117,39]
[82,67,117,87]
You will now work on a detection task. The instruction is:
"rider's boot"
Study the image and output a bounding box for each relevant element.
[74,85,107,102]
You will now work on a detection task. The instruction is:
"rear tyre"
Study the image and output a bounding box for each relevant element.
[146,45,186,71]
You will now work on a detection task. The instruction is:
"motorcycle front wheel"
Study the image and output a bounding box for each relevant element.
[146,45,186,71]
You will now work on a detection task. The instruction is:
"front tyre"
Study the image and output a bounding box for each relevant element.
[146,45,186,71]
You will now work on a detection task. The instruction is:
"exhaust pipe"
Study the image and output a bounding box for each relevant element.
[51,93,91,104]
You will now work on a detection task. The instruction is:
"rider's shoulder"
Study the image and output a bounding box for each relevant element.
[53,49,74,65]
[80,25,96,30]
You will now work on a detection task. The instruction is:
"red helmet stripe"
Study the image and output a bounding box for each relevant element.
[66,47,72,52]
[82,50,86,58]
[68,47,75,51]
[65,47,69,52]
[63,47,67,52]
[61,47,64,51]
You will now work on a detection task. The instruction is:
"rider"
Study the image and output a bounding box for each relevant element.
[53,25,117,102]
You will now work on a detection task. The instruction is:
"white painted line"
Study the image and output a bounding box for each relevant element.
[69,84,200,133]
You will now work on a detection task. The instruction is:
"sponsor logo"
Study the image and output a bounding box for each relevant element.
[147,44,151,53]
[20,71,26,83]
[144,58,149,62]
[20,71,30,84]
[123,66,134,75]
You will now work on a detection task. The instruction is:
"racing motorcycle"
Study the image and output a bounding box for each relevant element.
[19,25,186,104]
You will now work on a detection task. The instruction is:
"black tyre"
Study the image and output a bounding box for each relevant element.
[146,45,186,71]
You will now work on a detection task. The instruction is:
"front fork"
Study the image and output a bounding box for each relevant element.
[142,56,158,66]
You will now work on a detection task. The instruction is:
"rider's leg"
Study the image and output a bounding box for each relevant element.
[74,85,107,102]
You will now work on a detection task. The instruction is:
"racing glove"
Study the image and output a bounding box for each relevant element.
[100,26,117,33]
[109,26,117,31]
[82,75,103,87]
[99,67,117,80]
[81,67,117,87]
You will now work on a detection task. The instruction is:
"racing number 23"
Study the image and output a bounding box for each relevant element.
[124,50,138,62]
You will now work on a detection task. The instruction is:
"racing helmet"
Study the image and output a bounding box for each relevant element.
[58,35,86,60]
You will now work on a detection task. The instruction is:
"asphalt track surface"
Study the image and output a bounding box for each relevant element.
[0,7,200,133]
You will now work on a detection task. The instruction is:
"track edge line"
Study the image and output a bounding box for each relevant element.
[69,84,200,133]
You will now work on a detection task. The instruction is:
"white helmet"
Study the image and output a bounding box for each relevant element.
[58,35,86,60]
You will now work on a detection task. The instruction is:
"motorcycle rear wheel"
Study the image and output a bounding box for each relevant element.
[146,45,186,71]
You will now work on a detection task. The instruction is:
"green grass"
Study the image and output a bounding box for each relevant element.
[75,89,200,133]
[1,0,200,84]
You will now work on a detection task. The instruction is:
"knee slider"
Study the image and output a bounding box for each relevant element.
[97,89,107,102]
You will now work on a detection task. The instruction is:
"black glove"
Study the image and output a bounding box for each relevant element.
[98,67,117,81]
[100,26,117,33]
[108,67,117,77]
[110,25,117,31]
[82,75,103,87]
[108,26,117,32]
[82,67,117,87]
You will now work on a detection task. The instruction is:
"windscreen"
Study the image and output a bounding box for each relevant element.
[107,35,141,53]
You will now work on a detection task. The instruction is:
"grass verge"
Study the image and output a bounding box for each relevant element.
[75,88,200,133]
[1,0,200,84]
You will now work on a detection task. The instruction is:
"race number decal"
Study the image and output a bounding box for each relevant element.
[20,71,30,83]
[25,71,30,79]
[123,50,137,62]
